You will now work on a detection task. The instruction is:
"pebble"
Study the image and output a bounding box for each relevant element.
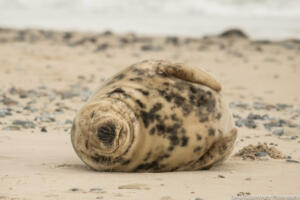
[247,113,266,120]
[0,108,12,117]
[233,114,242,119]
[264,119,286,130]
[235,118,257,129]
[96,43,109,51]
[276,103,293,111]
[80,88,92,101]
[255,152,268,157]
[23,106,38,113]
[89,188,103,193]
[1,96,18,106]
[218,174,225,178]
[65,119,72,124]
[35,113,55,122]
[140,44,163,51]
[253,102,268,110]
[41,127,47,132]
[2,125,21,131]
[219,29,248,39]
[59,90,79,99]
[272,128,284,136]
[286,159,300,163]
[165,36,179,45]
[229,102,250,109]
[236,192,251,196]
[12,120,36,128]
[70,188,80,192]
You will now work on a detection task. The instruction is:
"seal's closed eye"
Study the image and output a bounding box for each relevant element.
[97,123,116,145]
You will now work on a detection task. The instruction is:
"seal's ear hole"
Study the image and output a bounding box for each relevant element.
[97,123,116,145]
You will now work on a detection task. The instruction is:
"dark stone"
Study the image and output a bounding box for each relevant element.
[286,159,300,163]
[272,128,284,136]
[165,36,179,45]
[219,29,248,39]
[264,119,287,130]
[12,120,36,128]
[41,127,47,132]
[140,44,163,51]
[235,119,256,129]
[96,43,109,51]
[255,152,268,157]
[247,113,265,120]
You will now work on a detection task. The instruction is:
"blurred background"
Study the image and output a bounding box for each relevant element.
[0,0,300,40]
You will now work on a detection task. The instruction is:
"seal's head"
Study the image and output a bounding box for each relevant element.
[71,99,139,171]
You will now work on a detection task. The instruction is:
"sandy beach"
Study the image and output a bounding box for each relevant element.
[0,28,300,200]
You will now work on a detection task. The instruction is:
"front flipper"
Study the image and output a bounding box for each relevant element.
[156,61,222,92]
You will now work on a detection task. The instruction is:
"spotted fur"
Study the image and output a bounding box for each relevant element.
[71,60,237,172]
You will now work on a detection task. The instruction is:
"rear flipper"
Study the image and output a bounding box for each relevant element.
[156,61,222,92]
[196,128,238,170]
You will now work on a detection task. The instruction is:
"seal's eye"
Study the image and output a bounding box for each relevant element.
[97,123,116,145]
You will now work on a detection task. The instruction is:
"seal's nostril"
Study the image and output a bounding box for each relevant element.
[97,123,116,145]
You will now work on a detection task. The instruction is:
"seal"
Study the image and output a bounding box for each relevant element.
[71,60,237,172]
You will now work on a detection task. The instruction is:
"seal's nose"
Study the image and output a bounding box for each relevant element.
[97,123,116,146]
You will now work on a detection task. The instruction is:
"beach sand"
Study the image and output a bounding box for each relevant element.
[0,28,299,200]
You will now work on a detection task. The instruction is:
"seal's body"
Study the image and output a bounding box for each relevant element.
[71,60,237,172]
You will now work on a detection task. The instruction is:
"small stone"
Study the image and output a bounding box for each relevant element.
[219,29,248,39]
[59,90,79,99]
[12,120,35,128]
[235,119,256,129]
[1,96,18,106]
[229,102,249,109]
[255,152,268,157]
[165,36,179,45]
[195,198,204,200]
[253,102,266,110]
[141,44,163,51]
[236,192,251,196]
[2,125,21,131]
[96,197,103,199]
[262,114,270,120]
[233,114,242,119]
[96,43,109,51]
[90,188,102,193]
[286,159,300,163]
[65,119,72,124]
[70,188,79,192]
[245,177,251,181]
[218,174,225,178]
[247,113,264,120]
[264,119,286,130]
[35,113,56,122]
[272,128,284,136]
[0,108,11,117]
[41,127,47,132]
[276,104,293,111]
